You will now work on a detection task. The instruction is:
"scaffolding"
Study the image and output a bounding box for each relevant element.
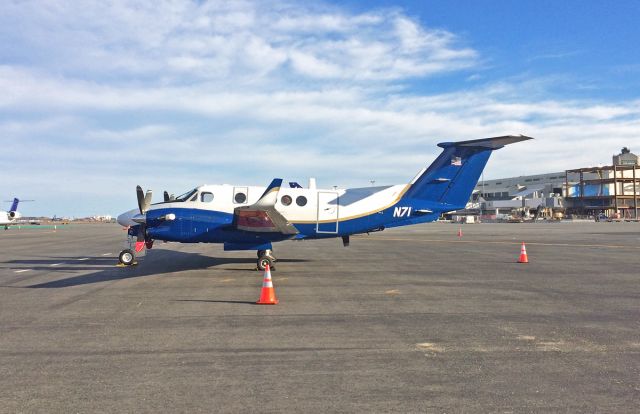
[565,164,639,219]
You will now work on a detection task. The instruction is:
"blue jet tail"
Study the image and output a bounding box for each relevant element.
[402,135,532,209]
[9,198,19,213]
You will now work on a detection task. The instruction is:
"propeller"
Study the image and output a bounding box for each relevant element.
[131,186,174,252]
[163,191,175,202]
[134,186,153,251]
[137,185,152,214]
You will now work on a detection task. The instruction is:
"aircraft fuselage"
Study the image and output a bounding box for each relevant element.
[118,183,444,247]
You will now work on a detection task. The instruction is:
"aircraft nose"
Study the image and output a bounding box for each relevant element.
[117,209,138,227]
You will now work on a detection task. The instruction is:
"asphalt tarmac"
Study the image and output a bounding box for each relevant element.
[1,222,639,413]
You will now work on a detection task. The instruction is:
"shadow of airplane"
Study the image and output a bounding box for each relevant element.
[3,249,308,289]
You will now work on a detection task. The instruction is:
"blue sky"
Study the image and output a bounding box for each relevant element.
[1,0,639,217]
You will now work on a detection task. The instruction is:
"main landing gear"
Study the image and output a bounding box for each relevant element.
[256,249,276,271]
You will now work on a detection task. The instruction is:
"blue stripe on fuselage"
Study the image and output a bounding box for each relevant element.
[145,208,291,244]
[144,199,444,245]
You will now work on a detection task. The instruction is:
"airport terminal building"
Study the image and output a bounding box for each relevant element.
[468,148,640,220]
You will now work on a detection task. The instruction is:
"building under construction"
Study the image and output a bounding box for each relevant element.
[565,152,639,219]
[467,147,640,221]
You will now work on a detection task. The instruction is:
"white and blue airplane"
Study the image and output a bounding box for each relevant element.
[1,198,24,229]
[116,135,532,269]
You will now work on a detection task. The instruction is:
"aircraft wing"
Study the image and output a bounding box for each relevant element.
[234,178,299,235]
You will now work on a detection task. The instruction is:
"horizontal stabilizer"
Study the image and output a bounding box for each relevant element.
[438,135,533,150]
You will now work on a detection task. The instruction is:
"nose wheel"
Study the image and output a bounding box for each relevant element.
[118,249,136,266]
[256,249,276,271]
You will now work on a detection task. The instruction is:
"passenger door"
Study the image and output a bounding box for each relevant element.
[316,191,339,233]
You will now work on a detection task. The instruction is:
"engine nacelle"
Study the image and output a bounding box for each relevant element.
[8,211,21,220]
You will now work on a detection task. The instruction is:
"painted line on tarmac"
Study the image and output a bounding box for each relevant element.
[1,230,59,235]
[14,269,31,273]
[361,237,640,250]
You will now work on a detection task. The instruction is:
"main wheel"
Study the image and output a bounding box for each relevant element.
[118,249,136,266]
[257,255,275,271]
[257,249,276,261]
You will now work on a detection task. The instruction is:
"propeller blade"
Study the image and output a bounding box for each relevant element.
[136,185,152,214]
[144,190,152,210]
[136,185,145,214]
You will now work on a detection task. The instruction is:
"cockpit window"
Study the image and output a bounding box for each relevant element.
[189,193,198,202]
[201,192,214,202]
[175,189,198,202]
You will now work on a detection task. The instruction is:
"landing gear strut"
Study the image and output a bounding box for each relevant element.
[256,249,276,271]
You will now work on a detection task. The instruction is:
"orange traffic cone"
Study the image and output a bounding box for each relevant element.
[256,264,279,305]
[518,242,529,263]
[457,227,463,237]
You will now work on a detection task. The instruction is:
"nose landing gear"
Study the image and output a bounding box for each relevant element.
[118,249,136,266]
[257,249,276,271]
[118,232,151,267]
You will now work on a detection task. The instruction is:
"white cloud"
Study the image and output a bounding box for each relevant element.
[0,0,478,82]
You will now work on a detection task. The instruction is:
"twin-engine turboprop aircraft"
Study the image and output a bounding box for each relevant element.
[116,135,532,270]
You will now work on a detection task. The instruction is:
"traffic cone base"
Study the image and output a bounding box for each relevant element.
[457,227,463,237]
[256,264,279,305]
[518,242,529,263]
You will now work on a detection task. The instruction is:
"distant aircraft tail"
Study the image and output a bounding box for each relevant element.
[9,198,19,213]
[402,135,532,209]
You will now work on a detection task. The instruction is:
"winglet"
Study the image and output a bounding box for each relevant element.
[234,178,298,235]
[255,178,283,207]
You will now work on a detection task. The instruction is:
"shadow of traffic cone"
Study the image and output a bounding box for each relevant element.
[518,242,529,263]
[256,264,279,305]
[457,227,463,238]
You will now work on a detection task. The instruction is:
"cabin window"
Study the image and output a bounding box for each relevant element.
[281,195,292,206]
[296,196,307,206]
[234,192,247,204]
[201,192,214,202]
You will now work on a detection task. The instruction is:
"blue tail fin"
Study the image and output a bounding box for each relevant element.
[402,135,532,209]
[9,198,19,213]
